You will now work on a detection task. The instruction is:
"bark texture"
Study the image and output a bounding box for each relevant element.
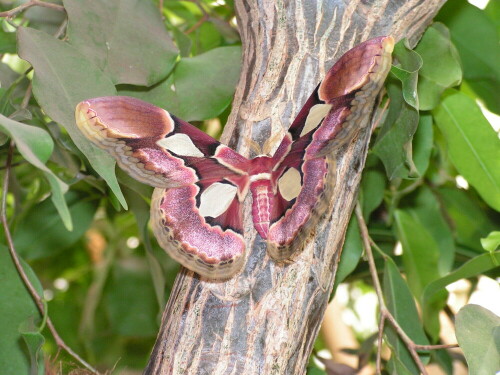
[145,0,445,374]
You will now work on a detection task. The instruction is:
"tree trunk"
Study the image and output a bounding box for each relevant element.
[145,0,444,373]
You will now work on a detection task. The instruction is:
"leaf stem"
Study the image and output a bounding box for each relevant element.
[0,0,65,18]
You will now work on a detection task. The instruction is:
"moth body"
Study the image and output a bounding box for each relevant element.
[75,36,394,278]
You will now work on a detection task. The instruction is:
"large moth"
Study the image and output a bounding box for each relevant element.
[75,36,394,278]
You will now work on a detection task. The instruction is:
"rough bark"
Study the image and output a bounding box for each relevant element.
[145,0,445,374]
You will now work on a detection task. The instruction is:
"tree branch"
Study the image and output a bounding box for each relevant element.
[0,0,65,18]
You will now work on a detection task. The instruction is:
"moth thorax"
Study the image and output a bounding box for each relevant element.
[249,180,273,239]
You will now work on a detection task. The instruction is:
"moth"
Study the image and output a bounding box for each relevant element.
[75,36,394,279]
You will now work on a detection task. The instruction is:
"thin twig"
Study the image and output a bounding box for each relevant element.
[0,0,65,18]
[185,14,209,34]
[414,343,459,351]
[1,143,99,374]
[355,205,459,374]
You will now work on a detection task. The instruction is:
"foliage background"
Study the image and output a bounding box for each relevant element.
[0,0,498,374]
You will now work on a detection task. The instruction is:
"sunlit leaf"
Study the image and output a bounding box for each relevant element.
[17,26,127,209]
[481,231,500,253]
[433,90,500,211]
[436,0,500,114]
[456,304,500,375]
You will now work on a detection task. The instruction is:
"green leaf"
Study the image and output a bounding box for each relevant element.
[0,246,42,374]
[333,216,363,292]
[13,191,99,260]
[21,331,45,375]
[383,259,430,374]
[360,170,386,220]
[390,39,422,109]
[438,188,495,253]
[0,114,72,230]
[373,80,420,179]
[0,28,16,54]
[415,23,462,110]
[412,113,433,177]
[411,186,455,275]
[455,304,500,375]
[436,0,500,82]
[124,187,167,308]
[17,26,127,209]
[481,231,500,253]
[387,354,416,375]
[484,0,500,37]
[436,0,500,114]
[433,89,500,211]
[64,0,178,86]
[394,209,440,299]
[105,260,159,337]
[422,252,500,338]
[119,46,241,121]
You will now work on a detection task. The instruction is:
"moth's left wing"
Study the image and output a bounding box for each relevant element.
[267,36,394,259]
[76,96,249,278]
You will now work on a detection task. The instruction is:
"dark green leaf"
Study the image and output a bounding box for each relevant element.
[0,246,42,374]
[105,260,159,337]
[411,186,455,275]
[120,46,241,121]
[433,89,500,211]
[390,39,422,109]
[412,113,433,177]
[0,114,72,230]
[125,187,167,308]
[455,304,500,375]
[360,170,386,220]
[64,0,178,86]
[387,355,415,375]
[415,23,462,110]
[17,26,127,209]
[20,332,45,375]
[438,187,495,253]
[333,216,363,292]
[394,209,440,299]
[0,29,16,54]
[13,191,99,260]
[373,81,420,179]
[383,259,430,374]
